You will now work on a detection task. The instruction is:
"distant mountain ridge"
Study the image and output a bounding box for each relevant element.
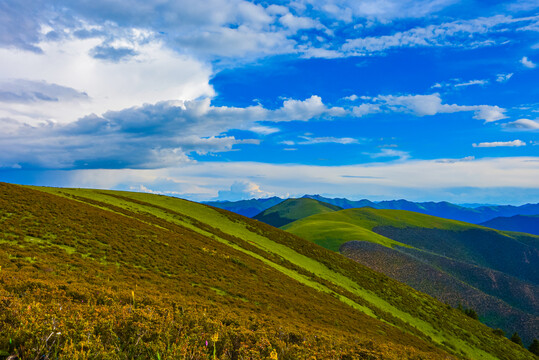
[480,215,539,236]
[204,196,283,217]
[204,195,539,224]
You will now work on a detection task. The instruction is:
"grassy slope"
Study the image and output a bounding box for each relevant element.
[2,184,442,360]
[0,185,531,359]
[280,207,477,252]
[283,208,539,271]
[283,207,539,345]
[340,241,539,345]
[10,184,532,359]
[253,198,342,228]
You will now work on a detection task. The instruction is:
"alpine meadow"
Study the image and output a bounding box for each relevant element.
[1,0,539,359]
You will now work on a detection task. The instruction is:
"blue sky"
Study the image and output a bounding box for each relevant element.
[0,0,538,204]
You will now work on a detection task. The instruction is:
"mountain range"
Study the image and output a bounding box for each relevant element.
[0,182,536,359]
[205,195,539,226]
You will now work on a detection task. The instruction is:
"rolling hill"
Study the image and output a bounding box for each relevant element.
[480,215,539,236]
[253,198,342,227]
[282,207,539,346]
[0,182,535,359]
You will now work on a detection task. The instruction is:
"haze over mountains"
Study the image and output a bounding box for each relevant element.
[252,198,539,346]
[205,195,539,225]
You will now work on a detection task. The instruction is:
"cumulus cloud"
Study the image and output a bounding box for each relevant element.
[249,125,280,134]
[0,36,213,125]
[520,56,537,68]
[343,94,359,101]
[364,93,507,122]
[473,140,526,147]
[217,180,274,200]
[503,119,539,130]
[271,95,346,121]
[0,94,351,170]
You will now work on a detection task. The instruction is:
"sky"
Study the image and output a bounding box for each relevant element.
[0,0,538,204]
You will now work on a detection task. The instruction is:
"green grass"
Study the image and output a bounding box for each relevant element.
[4,184,533,359]
[283,218,410,251]
[253,198,342,227]
[283,205,539,347]
[281,207,482,251]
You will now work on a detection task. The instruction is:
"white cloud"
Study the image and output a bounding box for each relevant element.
[352,103,381,116]
[454,79,488,87]
[271,95,347,121]
[297,136,359,145]
[436,156,475,163]
[503,119,539,130]
[473,140,526,147]
[520,56,537,68]
[496,73,513,82]
[306,0,458,22]
[471,105,507,122]
[342,15,539,55]
[217,180,274,200]
[249,125,280,134]
[59,156,539,203]
[365,148,410,160]
[0,94,353,170]
[0,36,213,125]
[343,94,359,101]
[370,93,507,122]
[278,13,323,32]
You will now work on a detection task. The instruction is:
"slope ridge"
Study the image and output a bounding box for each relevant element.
[253,197,342,227]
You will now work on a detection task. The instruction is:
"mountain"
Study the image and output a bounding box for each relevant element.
[205,195,539,224]
[253,198,342,227]
[282,208,539,345]
[204,196,283,217]
[304,195,539,224]
[0,182,535,359]
[480,215,539,236]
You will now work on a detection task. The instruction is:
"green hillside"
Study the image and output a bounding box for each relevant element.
[283,207,539,345]
[0,183,535,359]
[253,198,342,227]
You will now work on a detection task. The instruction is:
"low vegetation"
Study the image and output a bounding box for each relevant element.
[281,204,539,346]
[0,183,536,359]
